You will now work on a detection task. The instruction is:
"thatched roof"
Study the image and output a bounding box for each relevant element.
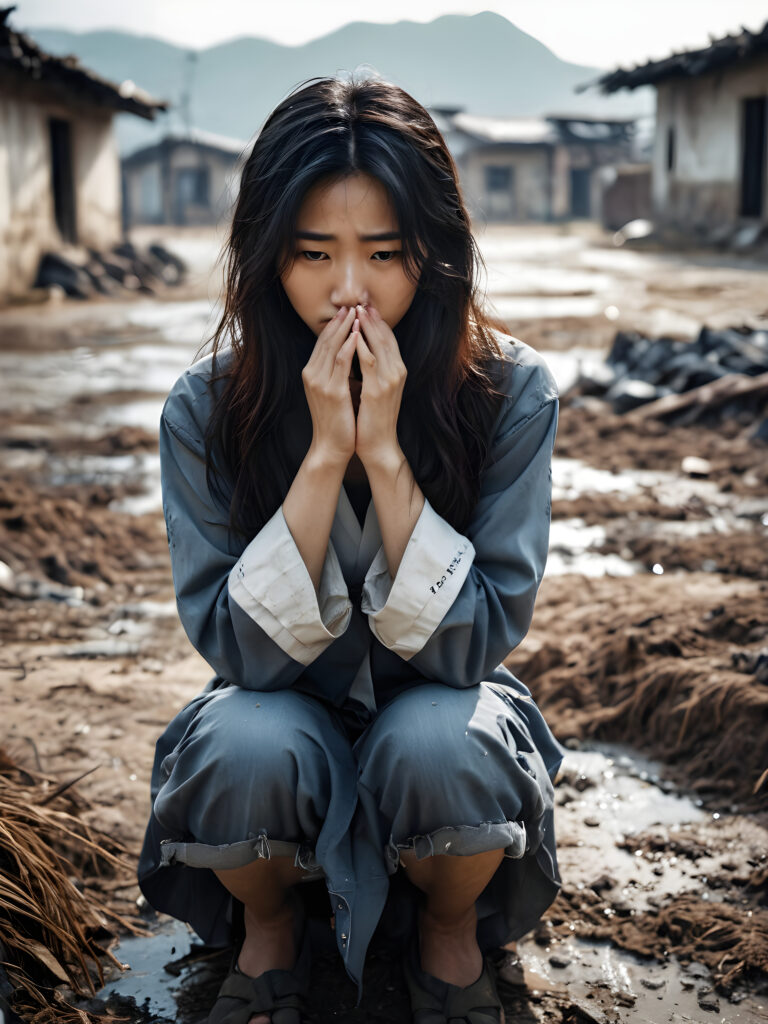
[0,5,167,120]
[577,19,768,94]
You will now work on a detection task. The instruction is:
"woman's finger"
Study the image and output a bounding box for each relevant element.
[329,327,358,386]
[313,306,355,378]
[305,306,343,369]
[305,306,343,374]
[356,304,396,376]
[355,331,377,377]
[359,304,405,382]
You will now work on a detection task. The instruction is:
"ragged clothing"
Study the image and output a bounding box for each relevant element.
[136,332,566,998]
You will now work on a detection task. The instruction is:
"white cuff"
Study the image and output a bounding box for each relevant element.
[228,506,352,666]
[361,498,475,659]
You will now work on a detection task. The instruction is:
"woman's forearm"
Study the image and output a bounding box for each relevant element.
[365,446,425,579]
[282,445,348,594]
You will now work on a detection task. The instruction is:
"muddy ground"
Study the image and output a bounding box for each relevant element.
[1,222,767,1023]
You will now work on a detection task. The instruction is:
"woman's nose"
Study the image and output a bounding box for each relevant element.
[330,259,369,310]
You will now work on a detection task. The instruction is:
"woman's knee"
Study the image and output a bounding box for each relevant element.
[154,687,342,842]
[358,684,480,799]
[174,690,323,791]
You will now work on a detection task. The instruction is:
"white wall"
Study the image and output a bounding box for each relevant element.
[0,93,57,297]
[462,146,551,223]
[0,90,122,299]
[74,113,122,245]
[654,54,768,227]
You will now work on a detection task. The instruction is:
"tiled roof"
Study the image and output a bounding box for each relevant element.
[578,19,768,94]
[0,5,167,119]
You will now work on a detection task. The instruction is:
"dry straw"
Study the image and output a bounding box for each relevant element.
[0,747,148,1023]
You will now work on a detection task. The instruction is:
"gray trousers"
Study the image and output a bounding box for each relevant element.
[137,679,562,997]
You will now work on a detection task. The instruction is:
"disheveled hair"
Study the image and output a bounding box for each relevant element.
[204,74,507,536]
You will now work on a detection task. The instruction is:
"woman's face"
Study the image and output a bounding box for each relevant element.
[280,172,419,336]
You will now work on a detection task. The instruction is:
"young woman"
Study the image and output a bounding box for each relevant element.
[137,75,565,1024]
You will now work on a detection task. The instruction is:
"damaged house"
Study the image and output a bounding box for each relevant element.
[121,129,247,227]
[430,108,638,224]
[581,20,768,241]
[0,6,166,300]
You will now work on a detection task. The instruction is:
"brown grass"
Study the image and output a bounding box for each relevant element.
[0,748,148,1023]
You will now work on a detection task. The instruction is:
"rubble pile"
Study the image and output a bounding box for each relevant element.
[570,325,768,432]
[33,241,186,300]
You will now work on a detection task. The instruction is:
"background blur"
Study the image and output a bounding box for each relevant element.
[1,4,768,1024]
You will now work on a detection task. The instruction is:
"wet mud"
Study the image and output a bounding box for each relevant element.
[2,222,768,1021]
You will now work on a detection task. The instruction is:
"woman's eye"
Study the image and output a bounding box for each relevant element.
[371,250,400,262]
[300,251,328,261]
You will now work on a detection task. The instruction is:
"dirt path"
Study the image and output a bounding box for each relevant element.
[2,222,768,1022]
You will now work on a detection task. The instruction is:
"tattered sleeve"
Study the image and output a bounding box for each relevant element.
[160,399,352,691]
[360,360,557,687]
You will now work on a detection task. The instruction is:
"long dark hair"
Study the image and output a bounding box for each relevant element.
[204,74,506,537]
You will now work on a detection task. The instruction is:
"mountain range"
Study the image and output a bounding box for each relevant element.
[27,12,655,155]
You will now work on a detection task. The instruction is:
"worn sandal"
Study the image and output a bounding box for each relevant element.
[206,902,312,1024]
[403,931,505,1024]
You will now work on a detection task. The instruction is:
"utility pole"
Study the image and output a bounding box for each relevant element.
[179,50,198,138]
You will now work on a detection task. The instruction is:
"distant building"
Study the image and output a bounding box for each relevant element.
[121,129,248,227]
[431,108,639,224]
[0,6,166,300]
[582,20,768,239]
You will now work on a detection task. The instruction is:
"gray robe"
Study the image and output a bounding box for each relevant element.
[137,332,566,999]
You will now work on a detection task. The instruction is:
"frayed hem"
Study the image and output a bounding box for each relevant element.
[158,829,323,876]
[384,819,528,872]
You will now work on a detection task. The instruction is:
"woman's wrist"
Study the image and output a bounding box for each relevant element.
[360,443,406,482]
[306,442,352,477]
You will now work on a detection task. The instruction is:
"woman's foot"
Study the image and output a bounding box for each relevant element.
[236,901,297,1024]
[416,904,484,988]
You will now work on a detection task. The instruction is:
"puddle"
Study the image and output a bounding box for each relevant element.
[485,264,613,297]
[99,917,195,1021]
[96,740,768,1023]
[477,234,586,259]
[551,454,760,511]
[511,937,766,1023]
[124,298,220,341]
[560,744,708,835]
[93,397,167,432]
[547,519,642,577]
[552,457,685,501]
[511,740,768,1023]
[0,294,760,585]
[538,347,609,394]
[489,294,606,320]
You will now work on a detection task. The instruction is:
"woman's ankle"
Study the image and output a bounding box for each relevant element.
[417,905,482,987]
[237,899,297,977]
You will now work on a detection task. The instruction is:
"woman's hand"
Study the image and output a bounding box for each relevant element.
[301,306,358,467]
[353,303,407,469]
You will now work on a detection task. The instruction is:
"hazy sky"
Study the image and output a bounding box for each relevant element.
[15,0,768,68]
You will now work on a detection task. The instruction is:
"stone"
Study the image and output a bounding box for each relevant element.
[548,954,572,968]
[685,961,711,979]
[697,987,720,1012]
[640,977,666,990]
[681,456,712,477]
[606,378,658,413]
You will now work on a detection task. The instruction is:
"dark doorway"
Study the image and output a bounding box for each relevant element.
[49,118,77,242]
[570,168,591,217]
[740,96,766,218]
[174,166,210,224]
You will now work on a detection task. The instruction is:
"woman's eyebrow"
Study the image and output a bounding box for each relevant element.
[295,230,401,241]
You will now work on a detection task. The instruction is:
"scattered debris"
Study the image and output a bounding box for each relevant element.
[34,242,187,301]
[567,325,768,426]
